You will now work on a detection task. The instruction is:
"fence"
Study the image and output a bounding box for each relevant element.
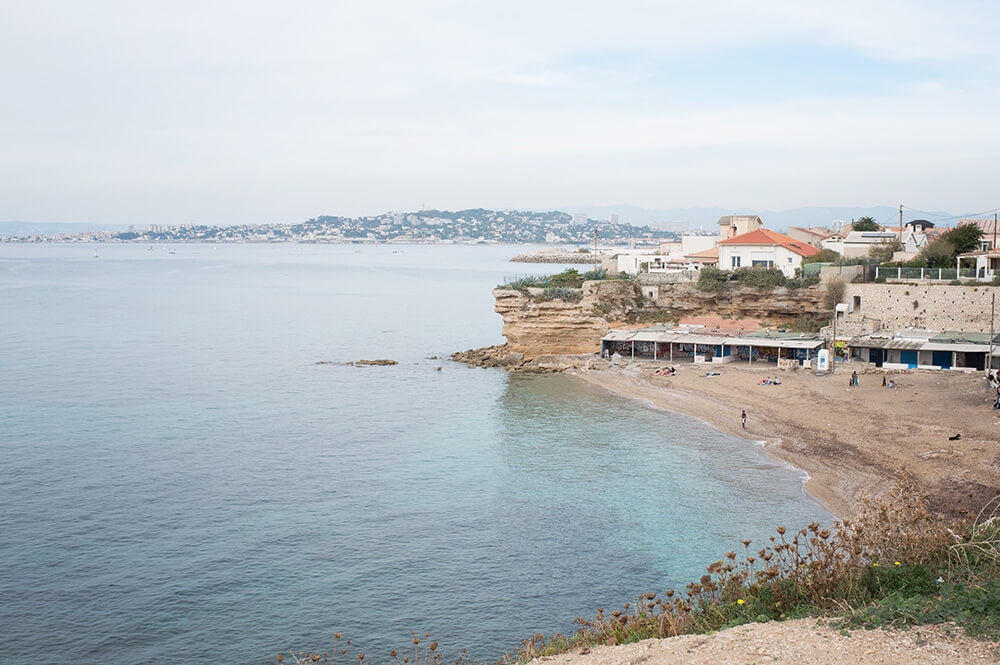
[874,267,980,281]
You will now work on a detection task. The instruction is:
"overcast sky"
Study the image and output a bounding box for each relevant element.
[2,1,998,225]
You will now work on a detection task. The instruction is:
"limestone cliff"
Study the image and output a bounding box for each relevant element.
[494,279,829,358]
[642,282,828,326]
[495,280,644,356]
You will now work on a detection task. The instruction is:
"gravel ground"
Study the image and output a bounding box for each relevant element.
[530,619,1000,665]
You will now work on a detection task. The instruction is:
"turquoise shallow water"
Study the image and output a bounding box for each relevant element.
[0,244,829,664]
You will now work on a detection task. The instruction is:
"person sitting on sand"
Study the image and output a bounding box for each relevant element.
[888,379,896,389]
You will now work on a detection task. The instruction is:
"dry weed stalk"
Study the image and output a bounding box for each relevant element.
[948,493,1000,580]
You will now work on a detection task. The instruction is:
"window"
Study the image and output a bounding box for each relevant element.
[731,256,741,268]
[788,257,793,263]
[751,260,773,267]
[854,295,862,310]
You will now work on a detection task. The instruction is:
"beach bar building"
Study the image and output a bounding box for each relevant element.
[600,326,735,363]
[600,326,825,368]
[732,330,825,366]
[847,330,1000,371]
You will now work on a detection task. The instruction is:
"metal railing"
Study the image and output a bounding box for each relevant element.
[874,267,985,281]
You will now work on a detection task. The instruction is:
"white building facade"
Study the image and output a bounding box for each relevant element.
[717,229,820,278]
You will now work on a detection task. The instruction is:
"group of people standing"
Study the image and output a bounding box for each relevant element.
[989,371,1000,409]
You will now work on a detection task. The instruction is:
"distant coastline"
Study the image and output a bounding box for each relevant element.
[0,207,677,246]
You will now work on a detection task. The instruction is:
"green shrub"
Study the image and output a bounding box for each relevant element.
[537,287,582,302]
[785,274,820,289]
[733,267,787,289]
[802,249,841,265]
[697,267,731,292]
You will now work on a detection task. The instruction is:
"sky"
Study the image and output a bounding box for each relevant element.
[1,1,999,226]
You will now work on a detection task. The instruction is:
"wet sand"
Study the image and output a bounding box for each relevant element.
[571,362,1000,518]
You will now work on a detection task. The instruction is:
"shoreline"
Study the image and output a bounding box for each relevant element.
[569,362,1000,519]
[629,392,826,513]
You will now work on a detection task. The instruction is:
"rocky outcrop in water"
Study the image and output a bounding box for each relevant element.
[450,344,607,373]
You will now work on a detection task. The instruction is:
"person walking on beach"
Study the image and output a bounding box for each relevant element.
[740,409,747,430]
[851,370,858,387]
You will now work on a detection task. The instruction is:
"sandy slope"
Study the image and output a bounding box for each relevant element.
[530,618,1000,665]
[571,363,1000,517]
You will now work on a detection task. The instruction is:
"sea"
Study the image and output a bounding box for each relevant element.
[0,243,830,665]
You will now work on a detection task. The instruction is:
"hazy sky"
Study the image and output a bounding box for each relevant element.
[2,1,998,225]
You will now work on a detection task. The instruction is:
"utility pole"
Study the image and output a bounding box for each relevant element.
[990,293,996,374]
[899,204,903,243]
[593,228,598,255]
[993,212,997,251]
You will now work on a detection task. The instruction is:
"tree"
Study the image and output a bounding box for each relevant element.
[916,238,957,269]
[868,240,902,264]
[802,248,841,264]
[824,277,847,310]
[941,224,983,255]
[852,216,879,232]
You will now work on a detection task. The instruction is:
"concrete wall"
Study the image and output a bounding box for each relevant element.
[845,283,999,333]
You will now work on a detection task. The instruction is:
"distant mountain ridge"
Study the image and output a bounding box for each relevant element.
[4,204,968,239]
[557,205,958,232]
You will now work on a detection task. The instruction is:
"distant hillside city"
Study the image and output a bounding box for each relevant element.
[0,209,680,245]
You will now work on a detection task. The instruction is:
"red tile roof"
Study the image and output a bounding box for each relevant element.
[684,247,719,261]
[718,229,822,257]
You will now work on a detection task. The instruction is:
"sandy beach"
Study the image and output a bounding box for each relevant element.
[571,362,1000,518]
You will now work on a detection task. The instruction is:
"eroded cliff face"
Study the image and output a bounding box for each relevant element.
[645,283,827,326]
[494,280,828,358]
[494,280,644,356]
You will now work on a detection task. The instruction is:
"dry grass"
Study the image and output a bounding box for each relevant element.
[507,473,992,661]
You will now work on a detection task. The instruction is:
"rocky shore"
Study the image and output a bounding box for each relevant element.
[450,344,605,372]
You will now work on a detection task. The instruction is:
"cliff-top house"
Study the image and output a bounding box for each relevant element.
[717,228,821,277]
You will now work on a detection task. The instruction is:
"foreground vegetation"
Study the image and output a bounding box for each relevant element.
[498,268,633,301]
[696,266,820,292]
[284,476,1000,665]
[499,268,632,291]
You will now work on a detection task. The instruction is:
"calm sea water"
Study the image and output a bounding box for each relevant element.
[0,244,829,665]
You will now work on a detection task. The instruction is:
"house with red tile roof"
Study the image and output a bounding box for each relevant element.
[718,228,821,278]
[682,246,719,270]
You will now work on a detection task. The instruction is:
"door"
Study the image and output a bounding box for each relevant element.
[870,348,884,367]
[932,351,951,369]
[900,350,918,368]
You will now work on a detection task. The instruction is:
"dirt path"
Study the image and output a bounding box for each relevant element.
[531,618,1000,665]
